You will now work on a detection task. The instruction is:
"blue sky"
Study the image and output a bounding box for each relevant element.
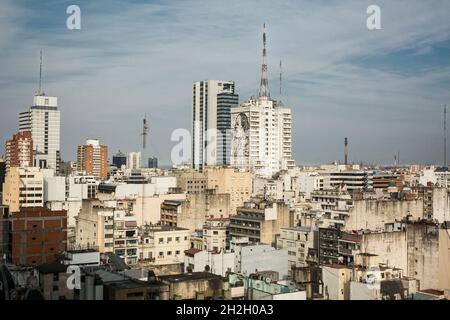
[1,0,450,166]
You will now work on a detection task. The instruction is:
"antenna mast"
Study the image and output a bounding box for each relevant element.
[38,50,43,95]
[445,105,447,167]
[258,23,269,98]
[279,60,282,99]
[142,115,149,168]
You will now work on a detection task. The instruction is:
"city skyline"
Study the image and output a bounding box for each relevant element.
[1,0,450,166]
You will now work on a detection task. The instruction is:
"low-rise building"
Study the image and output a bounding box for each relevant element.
[139,224,190,266]
[159,272,229,300]
[203,218,229,252]
[276,226,314,271]
[229,200,292,246]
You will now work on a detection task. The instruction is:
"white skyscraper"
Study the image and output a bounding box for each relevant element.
[230,97,294,177]
[230,24,294,177]
[192,80,239,170]
[19,95,61,173]
[127,151,141,170]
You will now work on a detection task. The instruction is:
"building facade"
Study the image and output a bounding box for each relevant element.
[230,96,294,177]
[5,131,34,171]
[192,80,238,170]
[76,139,109,180]
[2,167,43,213]
[19,95,60,173]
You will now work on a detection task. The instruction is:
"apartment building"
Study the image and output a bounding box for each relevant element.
[229,200,292,246]
[139,224,190,265]
[5,131,33,171]
[76,139,109,180]
[2,167,43,213]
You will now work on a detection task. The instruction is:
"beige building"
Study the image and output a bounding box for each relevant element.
[74,199,115,252]
[204,166,252,214]
[161,190,231,232]
[172,169,207,194]
[229,200,292,246]
[322,264,353,300]
[171,166,252,215]
[2,166,43,212]
[407,222,450,291]
[203,218,229,252]
[139,224,190,265]
[276,226,314,271]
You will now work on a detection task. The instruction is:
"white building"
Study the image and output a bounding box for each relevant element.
[234,243,289,279]
[184,249,234,277]
[230,96,294,177]
[127,152,141,170]
[113,210,139,265]
[67,175,98,200]
[297,171,324,199]
[192,80,239,170]
[19,95,60,173]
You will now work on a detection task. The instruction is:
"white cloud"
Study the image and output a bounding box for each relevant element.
[1,0,450,165]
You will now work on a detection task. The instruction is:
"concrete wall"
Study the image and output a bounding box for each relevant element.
[43,176,66,202]
[432,188,450,223]
[322,266,352,300]
[350,281,379,300]
[360,231,408,272]
[133,193,186,226]
[188,251,235,277]
[345,199,424,231]
[177,193,230,232]
[407,223,440,290]
[237,245,289,279]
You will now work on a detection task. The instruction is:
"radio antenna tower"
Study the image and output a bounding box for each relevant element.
[141,115,149,167]
[279,60,283,102]
[38,50,43,95]
[259,23,269,98]
[445,105,447,167]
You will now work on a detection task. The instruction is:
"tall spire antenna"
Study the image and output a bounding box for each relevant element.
[445,105,447,167]
[38,49,43,95]
[279,60,282,100]
[142,115,149,168]
[259,23,269,98]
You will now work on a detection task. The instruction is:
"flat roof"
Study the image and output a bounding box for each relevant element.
[159,272,224,283]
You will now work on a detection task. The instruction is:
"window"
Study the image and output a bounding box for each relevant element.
[167,251,172,256]
[175,250,180,255]
[167,237,172,243]
[175,237,180,242]
[159,238,164,244]
[159,252,164,256]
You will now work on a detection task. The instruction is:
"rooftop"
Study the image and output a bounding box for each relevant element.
[159,272,224,283]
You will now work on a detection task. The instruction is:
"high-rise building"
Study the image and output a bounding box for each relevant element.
[76,139,109,180]
[19,95,60,173]
[148,157,158,169]
[2,167,44,213]
[230,25,294,177]
[192,80,239,170]
[127,152,141,170]
[5,131,34,171]
[112,150,127,169]
[230,98,294,177]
